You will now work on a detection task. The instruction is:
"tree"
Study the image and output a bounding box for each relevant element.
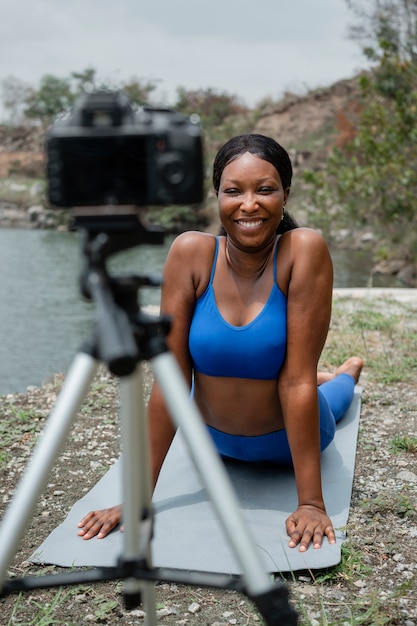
[70,67,97,93]
[175,87,248,126]
[6,69,160,128]
[1,76,32,124]
[304,1,417,266]
[122,77,157,106]
[23,74,75,126]
[346,0,417,62]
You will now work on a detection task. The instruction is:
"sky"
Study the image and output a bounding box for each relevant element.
[1,0,368,119]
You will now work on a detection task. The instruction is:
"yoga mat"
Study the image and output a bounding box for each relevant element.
[30,388,362,574]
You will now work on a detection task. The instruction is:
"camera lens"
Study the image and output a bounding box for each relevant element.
[160,155,186,187]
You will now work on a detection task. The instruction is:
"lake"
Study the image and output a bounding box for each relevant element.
[0,228,401,395]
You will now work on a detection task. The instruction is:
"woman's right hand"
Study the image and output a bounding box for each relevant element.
[77,505,122,540]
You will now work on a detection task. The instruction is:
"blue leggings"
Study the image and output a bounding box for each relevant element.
[207,373,356,466]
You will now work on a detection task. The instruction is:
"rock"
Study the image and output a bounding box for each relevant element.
[9,182,28,192]
[28,204,44,222]
[396,470,417,483]
[397,264,417,286]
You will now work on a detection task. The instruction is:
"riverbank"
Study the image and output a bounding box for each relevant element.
[1,289,416,624]
[2,169,413,281]
[333,286,417,303]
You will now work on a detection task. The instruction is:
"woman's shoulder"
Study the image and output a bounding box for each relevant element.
[280,227,330,257]
[164,231,218,293]
[281,226,327,244]
[169,230,217,256]
[276,228,332,292]
[166,231,217,267]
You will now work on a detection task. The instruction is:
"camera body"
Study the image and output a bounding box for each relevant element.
[46,91,204,208]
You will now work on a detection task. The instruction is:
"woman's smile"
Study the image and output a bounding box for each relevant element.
[235,218,265,229]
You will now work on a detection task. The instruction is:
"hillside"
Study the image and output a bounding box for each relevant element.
[0,74,360,190]
[5,74,413,287]
[7,76,414,284]
[255,76,359,155]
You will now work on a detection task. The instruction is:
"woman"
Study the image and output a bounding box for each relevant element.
[78,133,363,552]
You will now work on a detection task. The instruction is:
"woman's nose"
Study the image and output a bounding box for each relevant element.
[240,192,258,211]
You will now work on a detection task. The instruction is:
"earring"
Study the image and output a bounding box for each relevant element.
[281,206,285,221]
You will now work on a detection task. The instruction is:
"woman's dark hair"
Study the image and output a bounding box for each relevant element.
[213,133,298,234]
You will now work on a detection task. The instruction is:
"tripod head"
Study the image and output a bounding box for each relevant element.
[44,89,204,377]
[77,211,171,377]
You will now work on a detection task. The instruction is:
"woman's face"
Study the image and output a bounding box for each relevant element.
[217,152,289,251]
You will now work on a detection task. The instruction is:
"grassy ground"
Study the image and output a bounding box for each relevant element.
[0,292,416,625]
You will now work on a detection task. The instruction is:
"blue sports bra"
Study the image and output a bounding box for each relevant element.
[188,237,287,380]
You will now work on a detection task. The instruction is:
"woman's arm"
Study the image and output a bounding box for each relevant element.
[78,231,212,539]
[147,231,208,485]
[278,228,334,552]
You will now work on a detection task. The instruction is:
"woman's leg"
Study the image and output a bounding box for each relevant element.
[319,373,356,423]
[317,356,363,386]
[317,362,360,451]
[206,358,363,463]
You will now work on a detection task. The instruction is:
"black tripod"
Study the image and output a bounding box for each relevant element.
[0,218,298,625]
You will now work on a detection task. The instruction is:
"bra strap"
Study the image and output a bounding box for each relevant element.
[273,235,280,283]
[208,236,220,285]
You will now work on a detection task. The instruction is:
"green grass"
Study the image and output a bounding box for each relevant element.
[390,434,417,454]
[7,587,81,626]
[323,299,417,384]
[2,295,416,625]
[0,404,42,469]
[361,488,416,518]
[313,541,372,586]
[0,176,45,207]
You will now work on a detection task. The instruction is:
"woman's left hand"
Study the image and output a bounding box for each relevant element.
[285,504,336,551]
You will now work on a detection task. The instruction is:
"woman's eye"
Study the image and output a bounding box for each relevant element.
[224,188,240,194]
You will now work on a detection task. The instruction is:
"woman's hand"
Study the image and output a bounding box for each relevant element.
[77,505,122,540]
[285,504,336,551]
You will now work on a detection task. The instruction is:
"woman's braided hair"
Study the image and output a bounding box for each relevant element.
[213,133,298,234]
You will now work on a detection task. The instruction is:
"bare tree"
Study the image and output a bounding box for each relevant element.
[1,76,33,124]
[346,0,417,60]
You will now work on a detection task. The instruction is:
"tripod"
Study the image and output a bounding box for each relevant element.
[0,220,297,625]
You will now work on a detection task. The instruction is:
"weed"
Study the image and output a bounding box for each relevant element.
[0,404,41,450]
[8,587,68,626]
[327,300,417,384]
[93,597,119,621]
[390,434,417,454]
[350,309,398,333]
[0,450,9,468]
[313,541,371,586]
[361,489,416,518]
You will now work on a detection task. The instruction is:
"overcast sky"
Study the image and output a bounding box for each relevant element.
[1,0,367,116]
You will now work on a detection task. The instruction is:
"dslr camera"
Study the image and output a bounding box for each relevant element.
[46,90,204,211]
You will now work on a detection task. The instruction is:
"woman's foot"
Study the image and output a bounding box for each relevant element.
[317,357,364,386]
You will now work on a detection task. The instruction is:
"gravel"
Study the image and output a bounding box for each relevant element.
[0,293,416,625]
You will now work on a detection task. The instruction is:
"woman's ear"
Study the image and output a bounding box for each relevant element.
[284,187,291,204]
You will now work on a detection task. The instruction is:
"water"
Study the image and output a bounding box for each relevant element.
[0,229,172,395]
[0,229,402,395]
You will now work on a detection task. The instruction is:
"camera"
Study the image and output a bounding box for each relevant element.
[46,90,204,209]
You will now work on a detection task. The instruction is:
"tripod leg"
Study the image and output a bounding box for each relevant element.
[0,353,98,589]
[151,352,274,595]
[152,353,298,624]
[119,365,157,626]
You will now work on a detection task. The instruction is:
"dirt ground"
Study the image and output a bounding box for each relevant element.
[0,293,416,625]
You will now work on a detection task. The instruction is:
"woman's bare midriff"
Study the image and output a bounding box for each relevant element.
[193,372,285,436]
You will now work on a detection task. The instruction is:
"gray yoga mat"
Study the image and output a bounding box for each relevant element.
[31,388,362,574]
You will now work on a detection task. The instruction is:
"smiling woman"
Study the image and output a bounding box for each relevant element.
[78,133,363,552]
[217,153,287,250]
[213,134,298,244]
